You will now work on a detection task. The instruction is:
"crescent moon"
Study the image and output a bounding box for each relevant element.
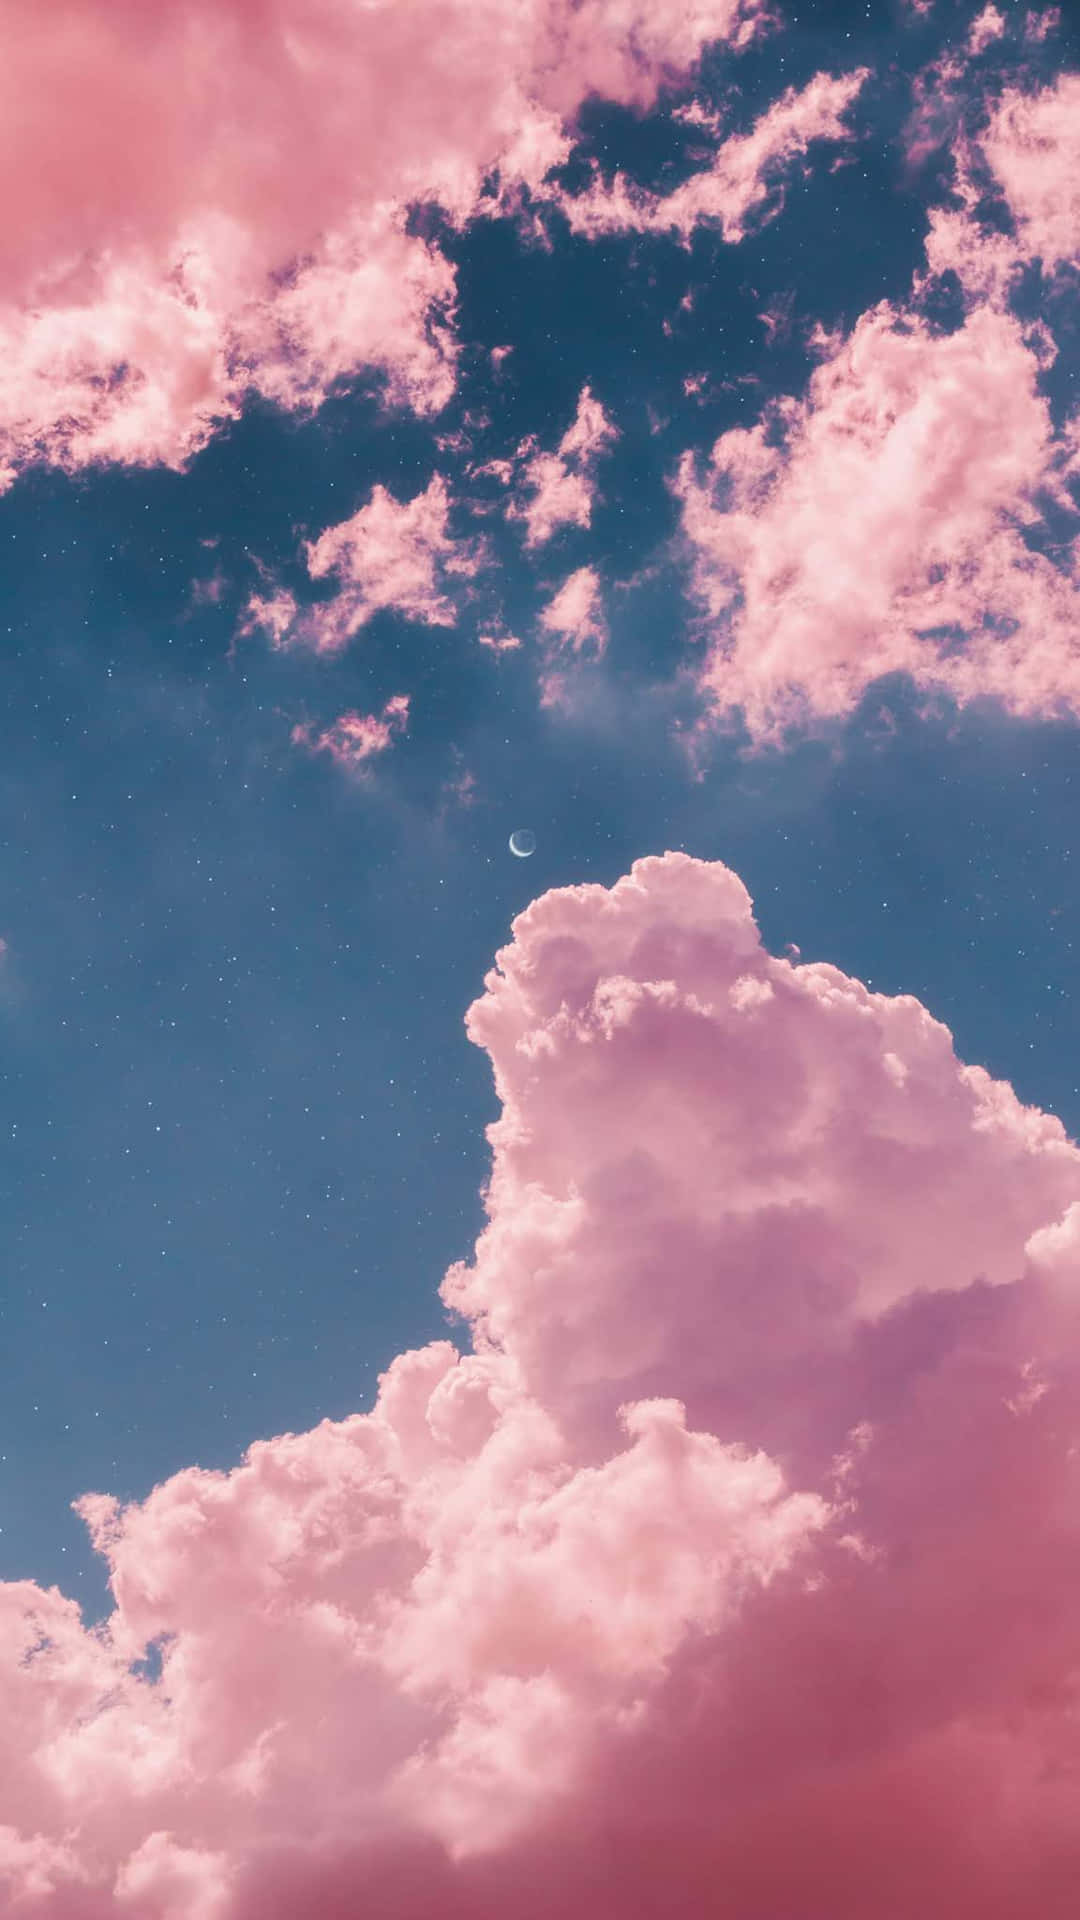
[509,829,536,858]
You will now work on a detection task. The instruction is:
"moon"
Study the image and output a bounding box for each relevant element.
[509,828,537,858]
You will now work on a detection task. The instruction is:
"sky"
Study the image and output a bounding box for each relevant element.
[4,0,1080,1913]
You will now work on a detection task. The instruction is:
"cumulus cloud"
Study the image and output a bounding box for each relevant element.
[0,0,765,486]
[244,475,486,653]
[507,387,618,547]
[556,69,868,244]
[291,694,410,774]
[5,852,1080,1913]
[675,299,1080,736]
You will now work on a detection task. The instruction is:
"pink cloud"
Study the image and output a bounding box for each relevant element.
[291,694,409,774]
[0,0,766,488]
[509,387,617,547]
[238,587,299,650]
[538,565,607,661]
[557,69,868,245]
[901,44,968,173]
[967,3,1006,53]
[1024,7,1061,41]
[6,853,1080,1910]
[442,757,479,810]
[244,475,486,654]
[675,301,1080,736]
[478,629,523,653]
[978,75,1080,274]
[916,73,1080,298]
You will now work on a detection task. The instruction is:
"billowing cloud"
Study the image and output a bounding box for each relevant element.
[556,69,869,244]
[6,852,1080,1912]
[0,0,766,487]
[675,300,1080,736]
[244,475,486,653]
[291,694,410,773]
[508,387,618,547]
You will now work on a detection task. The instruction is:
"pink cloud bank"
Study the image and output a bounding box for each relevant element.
[7,851,1080,1913]
[676,299,1080,736]
[557,69,868,244]
[291,694,410,773]
[0,0,765,486]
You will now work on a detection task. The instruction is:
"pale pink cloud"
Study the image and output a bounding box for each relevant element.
[238,587,298,650]
[914,73,1080,309]
[442,758,479,810]
[509,387,618,547]
[558,69,869,244]
[6,853,1080,1910]
[478,629,523,653]
[0,0,766,488]
[758,291,795,344]
[676,301,1080,736]
[291,694,410,774]
[978,75,1080,274]
[901,45,967,173]
[967,4,1006,54]
[538,565,607,661]
[1024,7,1061,41]
[244,475,486,654]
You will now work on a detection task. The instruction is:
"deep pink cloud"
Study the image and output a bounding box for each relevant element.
[0,0,765,486]
[675,300,1080,735]
[508,387,618,547]
[6,852,1080,1913]
[291,694,410,773]
[557,69,868,244]
[244,475,486,653]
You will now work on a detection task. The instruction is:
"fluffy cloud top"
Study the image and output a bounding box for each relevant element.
[557,69,868,244]
[6,853,1080,1913]
[676,300,1080,735]
[0,0,764,487]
